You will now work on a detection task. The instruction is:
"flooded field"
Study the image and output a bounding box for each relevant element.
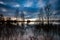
[0,24,60,40]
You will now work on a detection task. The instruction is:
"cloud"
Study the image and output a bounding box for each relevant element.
[2,8,7,12]
[0,1,5,4]
[0,0,59,19]
[23,11,27,14]
[52,11,57,15]
[36,0,46,8]
[7,2,20,8]
[19,11,27,15]
[12,4,20,8]
[49,0,58,4]
[25,15,31,18]
[23,0,33,7]
[0,8,7,12]
[25,12,39,18]
[7,13,15,16]
[0,1,7,6]
[50,10,60,16]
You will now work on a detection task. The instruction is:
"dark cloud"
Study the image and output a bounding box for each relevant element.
[0,0,60,18]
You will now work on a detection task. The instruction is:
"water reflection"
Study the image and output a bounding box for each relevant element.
[0,23,60,40]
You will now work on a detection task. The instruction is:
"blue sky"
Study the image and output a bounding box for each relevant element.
[0,0,60,18]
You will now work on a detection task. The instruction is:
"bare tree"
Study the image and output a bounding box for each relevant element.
[45,3,52,25]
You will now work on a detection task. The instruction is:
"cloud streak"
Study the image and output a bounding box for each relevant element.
[0,0,60,18]
[23,0,33,7]
[36,0,46,8]
[0,1,5,4]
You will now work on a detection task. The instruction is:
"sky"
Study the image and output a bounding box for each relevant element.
[0,0,60,19]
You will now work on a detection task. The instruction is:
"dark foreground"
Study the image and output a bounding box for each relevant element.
[0,23,60,40]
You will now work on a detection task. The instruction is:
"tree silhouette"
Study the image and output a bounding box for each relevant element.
[45,3,52,25]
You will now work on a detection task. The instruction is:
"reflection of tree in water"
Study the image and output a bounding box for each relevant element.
[0,14,4,24]
[0,15,60,40]
[0,23,60,40]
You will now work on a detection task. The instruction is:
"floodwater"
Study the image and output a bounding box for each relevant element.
[0,24,60,40]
